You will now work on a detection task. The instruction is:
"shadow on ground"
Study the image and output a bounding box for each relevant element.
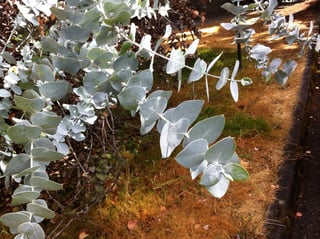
[267,22,320,239]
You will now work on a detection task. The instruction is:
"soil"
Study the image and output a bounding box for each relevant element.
[291,48,320,238]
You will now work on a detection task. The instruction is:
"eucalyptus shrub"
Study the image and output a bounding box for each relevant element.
[0,0,319,238]
[221,0,319,84]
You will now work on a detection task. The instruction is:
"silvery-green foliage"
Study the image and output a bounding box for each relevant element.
[176,117,249,198]
[0,0,250,237]
[221,0,283,82]
[274,60,297,85]
[268,13,316,57]
[220,0,261,44]
[249,44,272,69]
[230,60,240,102]
[315,34,320,52]
[4,71,22,95]
[15,0,58,26]
[220,0,319,84]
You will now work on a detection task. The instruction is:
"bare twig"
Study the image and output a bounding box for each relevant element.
[65,137,87,175]
[46,191,65,211]
[49,218,74,239]
[105,106,118,150]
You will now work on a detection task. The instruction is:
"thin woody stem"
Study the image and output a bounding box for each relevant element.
[120,32,244,83]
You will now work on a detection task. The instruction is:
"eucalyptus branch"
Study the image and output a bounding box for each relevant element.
[120,32,245,83]
[1,25,17,55]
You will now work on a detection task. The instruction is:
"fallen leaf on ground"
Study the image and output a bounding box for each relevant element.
[78,231,89,239]
[127,219,138,230]
[203,224,209,230]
